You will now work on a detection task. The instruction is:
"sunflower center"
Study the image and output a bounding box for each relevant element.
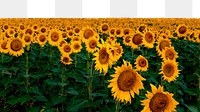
[110,29,115,35]
[24,36,31,43]
[159,40,170,51]
[150,93,169,112]
[110,36,115,41]
[145,32,153,43]
[10,30,14,35]
[74,44,80,50]
[20,25,25,30]
[25,29,33,35]
[178,26,187,34]
[63,57,69,63]
[163,64,174,77]
[124,29,130,35]
[116,30,121,35]
[139,59,147,67]
[1,42,7,50]
[102,24,108,31]
[68,31,73,36]
[4,25,9,30]
[33,26,38,30]
[132,34,143,45]
[99,48,109,64]
[75,28,80,33]
[51,32,59,42]
[125,36,131,43]
[89,40,97,49]
[139,26,145,32]
[63,45,71,53]
[62,33,67,38]
[117,70,136,91]
[39,35,46,42]
[41,28,46,33]
[84,29,94,39]
[11,39,22,51]
[166,50,174,60]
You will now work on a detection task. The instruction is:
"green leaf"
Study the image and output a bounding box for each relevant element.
[52,96,66,106]
[6,96,19,105]
[36,95,48,102]
[69,99,88,111]
[29,86,42,95]
[67,87,79,95]
[46,79,59,86]
[18,95,31,105]
[185,105,199,112]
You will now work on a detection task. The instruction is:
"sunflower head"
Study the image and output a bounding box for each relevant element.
[138,24,147,33]
[60,54,72,65]
[143,31,155,48]
[22,34,32,46]
[0,39,10,54]
[48,29,62,46]
[131,32,143,49]
[159,59,180,82]
[156,38,171,56]
[108,60,145,103]
[141,84,179,112]
[37,33,48,47]
[81,27,95,42]
[176,24,188,37]
[59,42,72,55]
[161,46,178,61]
[7,37,25,57]
[123,35,132,46]
[99,23,109,34]
[135,55,148,71]
[72,41,82,53]
[85,37,98,53]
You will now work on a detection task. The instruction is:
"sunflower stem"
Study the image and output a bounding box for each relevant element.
[115,100,120,112]
[75,53,77,67]
[88,59,94,112]
[1,54,4,76]
[61,65,65,112]
[25,52,29,89]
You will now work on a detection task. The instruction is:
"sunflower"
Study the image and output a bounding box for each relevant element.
[48,29,62,46]
[7,28,15,37]
[115,28,123,37]
[59,42,72,55]
[7,37,25,57]
[32,24,39,32]
[93,40,113,75]
[135,55,148,71]
[113,42,123,62]
[25,28,34,36]
[60,54,72,65]
[39,27,47,34]
[3,24,9,31]
[71,36,82,42]
[138,24,147,33]
[108,60,145,103]
[156,38,171,56]
[37,33,48,47]
[187,30,195,42]
[22,34,32,46]
[160,59,180,82]
[123,35,132,46]
[0,39,10,54]
[161,46,178,61]
[176,24,188,37]
[81,27,96,42]
[99,23,109,34]
[131,32,143,49]
[67,30,74,39]
[123,28,132,36]
[85,37,98,53]
[109,28,116,36]
[141,84,179,112]
[71,41,82,53]
[73,26,82,36]
[142,31,155,48]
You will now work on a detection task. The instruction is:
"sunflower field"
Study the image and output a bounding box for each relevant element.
[0,18,199,112]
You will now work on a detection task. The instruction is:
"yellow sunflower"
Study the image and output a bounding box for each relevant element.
[112,42,123,62]
[141,84,179,112]
[135,55,149,71]
[7,28,16,37]
[176,24,188,37]
[59,42,72,55]
[67,30,74,39]
[18,24,26,33]
[48,29,62,46]
[60,54,72,65]
[108,60,145,103]
[7,37,25,57]
[22,34,32,46]
[131,32,143,49]
[109,28,116,36]
[39,27,48,34]
[123,35,132,46]
[115,28,123,37]
[25,27,34,36]
[156,38,171,56]
[0,39,10,54]
[142,31,155,48]
[99,23,109,34]
[93,40,113,75]
[85,37,98,53]
[160,59,180,82]
[81,26,96,42]
[123,28,132,36]
[138,24,147,33]
[161,46,178,61]
[73,26,82,36]
[37,33,48,47]
[71,41,82,53]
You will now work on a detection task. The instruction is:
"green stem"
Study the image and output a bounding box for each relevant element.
[1,54,4,76]
[115,101,120,112]
[88,60,94,112]
[26,52,29,90]
[61,65,65,112]
[75,54,77,67]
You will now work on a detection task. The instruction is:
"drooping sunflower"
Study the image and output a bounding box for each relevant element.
[37,33,48,47]
[135,55,149,71]
[161,46,178,61]
[48,29,62,46]
[7,37,25,57]
[156,38,171,56]
[141,84,179,112]
[85,37,98,53]
[131,32,143,49]
[110,42,123,63]
[159,59,180,82]
[176,24,188,37]
[71,41,82,53]
[187,30,195,42]
[93,40,113,75]
[60,54,72,65]
[108,60,145,103]
[0,39,10,54]
[142,31,155,48]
